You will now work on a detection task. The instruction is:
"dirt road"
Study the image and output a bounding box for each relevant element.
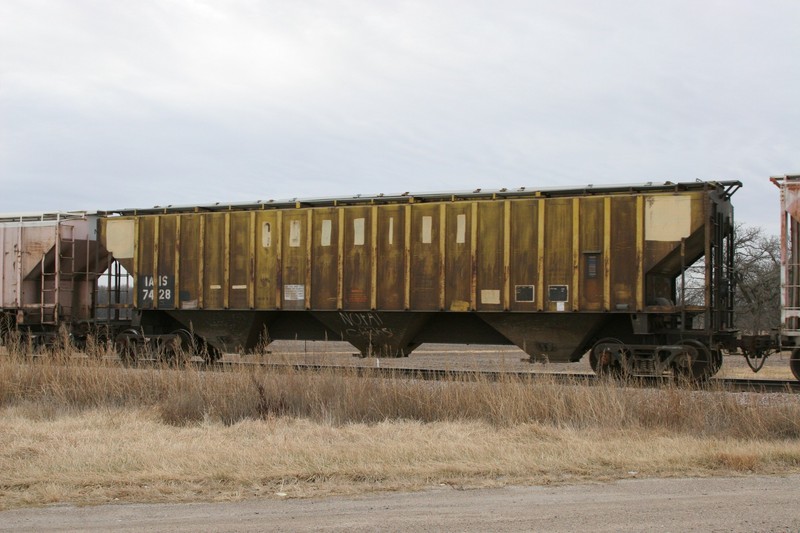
[2,475,798,532]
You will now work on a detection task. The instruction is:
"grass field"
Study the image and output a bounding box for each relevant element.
[1,345,799,510]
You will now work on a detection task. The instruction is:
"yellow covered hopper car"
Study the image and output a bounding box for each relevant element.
[100,180,740,378]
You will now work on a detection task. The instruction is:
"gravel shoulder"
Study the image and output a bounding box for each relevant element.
[2,475,798,532]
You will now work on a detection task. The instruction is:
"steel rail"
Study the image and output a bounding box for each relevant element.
[210,360,800,393]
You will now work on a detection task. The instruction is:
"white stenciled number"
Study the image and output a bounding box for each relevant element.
[142,289,154,301]
[158,289,172,300]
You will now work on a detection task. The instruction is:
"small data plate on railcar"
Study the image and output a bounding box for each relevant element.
[548,285,568,302]
[515,285,535,302]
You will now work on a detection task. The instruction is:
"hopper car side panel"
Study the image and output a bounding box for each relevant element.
[578,196,604,311]
[107,191,707,315]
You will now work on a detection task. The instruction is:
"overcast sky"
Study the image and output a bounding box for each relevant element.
[1,1,798,234]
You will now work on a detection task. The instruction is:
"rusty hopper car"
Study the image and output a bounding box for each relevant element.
[0,212,116,345]
[100,180,740,379]
[771,175,800,380]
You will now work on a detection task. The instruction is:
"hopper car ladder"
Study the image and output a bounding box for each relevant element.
[39,217,75,326]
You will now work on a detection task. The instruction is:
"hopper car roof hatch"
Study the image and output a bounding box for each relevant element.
[100,179,742,216]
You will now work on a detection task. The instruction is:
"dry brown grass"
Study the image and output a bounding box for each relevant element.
[1,350,799,510]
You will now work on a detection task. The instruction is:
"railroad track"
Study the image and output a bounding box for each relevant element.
[213,360,800,393]
[711,377,800,393]
[15,351,799,392]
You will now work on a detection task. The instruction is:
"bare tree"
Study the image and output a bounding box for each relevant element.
[734,224,780,334]
[673,224,779,334]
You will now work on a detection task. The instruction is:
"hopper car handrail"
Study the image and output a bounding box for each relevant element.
[0,211,94,224]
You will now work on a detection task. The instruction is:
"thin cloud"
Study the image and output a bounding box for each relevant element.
[0,1,797,233]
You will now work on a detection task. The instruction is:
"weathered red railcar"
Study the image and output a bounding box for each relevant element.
[0,212,119,346]
[771,174,800,380]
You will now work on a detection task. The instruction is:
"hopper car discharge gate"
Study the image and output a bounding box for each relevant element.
[97,179,792,381]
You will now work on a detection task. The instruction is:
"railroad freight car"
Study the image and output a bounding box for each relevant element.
[0,212,122,346]
[771,175,800,380]
[99,181,741,379]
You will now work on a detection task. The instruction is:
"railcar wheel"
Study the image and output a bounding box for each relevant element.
[590,338,630,378]
[202,342,222,365]
[0,313,14,345]
[673,340,717,382]
[160,329,195,366]
[161,329,220,365]
[790,349,800,382]
[0,313,20,352]
[115,328,142,366]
